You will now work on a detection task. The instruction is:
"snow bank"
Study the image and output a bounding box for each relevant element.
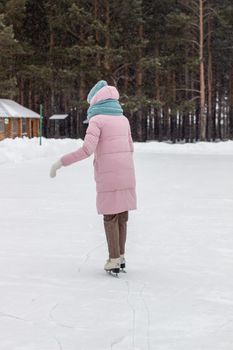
[134,140,233,155]
[0,137,233,165]
[0,137,82,164]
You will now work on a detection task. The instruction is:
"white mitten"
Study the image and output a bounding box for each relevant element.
[50,160,62,178]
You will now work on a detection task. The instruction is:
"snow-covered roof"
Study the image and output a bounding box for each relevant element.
[50,114,68,120]
[0,99,40,119]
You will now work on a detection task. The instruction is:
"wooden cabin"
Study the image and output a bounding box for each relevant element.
[49,114,70,138]
[47,112,88,139]
[0,99,40,141]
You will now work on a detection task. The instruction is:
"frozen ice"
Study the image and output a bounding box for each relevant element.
[0,138,233,350]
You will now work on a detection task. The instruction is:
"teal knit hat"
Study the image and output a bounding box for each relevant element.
[87,80,108,104]
[83,79,123,124]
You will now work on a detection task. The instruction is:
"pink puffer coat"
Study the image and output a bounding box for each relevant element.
[60,87,137,215]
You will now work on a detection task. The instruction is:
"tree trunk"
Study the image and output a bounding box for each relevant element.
[154,107,159,140]
[212,70,217,140]
[184,46,189,100]
[94,0,101,68]
[207,12,213,141]
[190,55,197,141]
[199,0,206,140]
[28,79,33,110]
[49,30,55,113]
[135,18,144,141]
[123,65,129,93]
[19,77,24,106]
[171,71,177,143]
[216,87,222,140]
[79,72,86,100]
[79,26,86,100]
[229,63,233,139]
[136,22,143,96]
[155,44,160,100]
[104,0,110,72]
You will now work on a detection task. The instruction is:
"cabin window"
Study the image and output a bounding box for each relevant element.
[22,119,27,134]
[0,119,4,132]
[12,119,18,133]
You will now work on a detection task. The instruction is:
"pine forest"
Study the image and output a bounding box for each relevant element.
[0,0,233,142]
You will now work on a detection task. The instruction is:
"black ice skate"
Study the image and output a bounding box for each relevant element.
[104,258,120,277]
[120,254,126,273]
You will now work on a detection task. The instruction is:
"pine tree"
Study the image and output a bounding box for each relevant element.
[0,11,22,97]
[0,0,232,141]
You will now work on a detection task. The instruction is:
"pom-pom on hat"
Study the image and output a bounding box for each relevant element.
[87,80,108,104]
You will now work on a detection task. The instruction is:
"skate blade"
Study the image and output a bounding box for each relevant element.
[105,271,119,278]
[120,268,127,273]
[105,268,120,278]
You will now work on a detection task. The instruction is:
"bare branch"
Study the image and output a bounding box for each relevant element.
[206,7,219,17]
[190,96,200,102]
[204,12,213,19]
[111,73,136,85]
[190,39,200,48]
[176,88,200,94]
[67,29,80,42]
[188,1,200,10]
[182,38,200,50]
[189,22,199,30]
[204,30,214,41]
[179,2,199,16]
[216,46,233,51]
[113,63,130,76]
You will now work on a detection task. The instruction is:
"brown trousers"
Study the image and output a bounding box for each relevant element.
[103,211,128,259]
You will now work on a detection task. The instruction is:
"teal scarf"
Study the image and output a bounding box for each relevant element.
[87,99,123,121]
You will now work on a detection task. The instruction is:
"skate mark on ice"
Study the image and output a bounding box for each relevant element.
[0,310,64,350]
[110,334,127,349]
[49,303,74,329]
[140,284,151,350]
[26,276,71,288]
[49,303,90,331]
[77,241,105,273]
[0,311,29,323]
[53,336,63,350]
[123,282,151,350]
[125,281,136,349]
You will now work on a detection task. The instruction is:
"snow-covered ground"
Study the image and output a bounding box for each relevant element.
[1,137,233,350]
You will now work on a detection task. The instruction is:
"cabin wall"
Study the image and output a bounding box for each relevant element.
[0,118,39,140]
[0,117,13,139]
[0,118,4,140]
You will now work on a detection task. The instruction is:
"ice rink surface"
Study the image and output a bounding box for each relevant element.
[1,138,233,350]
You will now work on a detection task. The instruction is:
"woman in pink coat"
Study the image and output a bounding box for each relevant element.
[50,80,136,275]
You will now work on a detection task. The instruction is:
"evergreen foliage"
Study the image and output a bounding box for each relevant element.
[0,0,232,141]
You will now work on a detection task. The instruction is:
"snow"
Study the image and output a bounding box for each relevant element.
[0,100,40,119]
[50,115,69,120]
[1,137,233,350]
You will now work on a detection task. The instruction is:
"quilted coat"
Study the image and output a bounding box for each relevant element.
[60,85,137,215]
